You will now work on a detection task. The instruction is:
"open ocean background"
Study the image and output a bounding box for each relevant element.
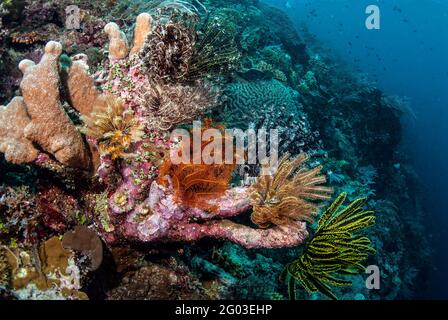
[263,0,448,299]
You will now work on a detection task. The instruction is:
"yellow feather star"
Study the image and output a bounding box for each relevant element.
[282,192,376,300]
[80,96,144,160]
[249,153,333,228]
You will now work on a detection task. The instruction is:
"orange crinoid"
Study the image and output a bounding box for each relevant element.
[158,119,237,212]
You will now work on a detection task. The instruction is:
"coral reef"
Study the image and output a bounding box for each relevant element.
[0,0,430,301]
[2,8,318,252]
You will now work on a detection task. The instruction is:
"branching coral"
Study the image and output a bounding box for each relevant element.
[250,153,333,228]
[282,193,376,300]
[80,96,145,160]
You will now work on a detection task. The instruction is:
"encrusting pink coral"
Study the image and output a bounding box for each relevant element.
[121,181,308,249]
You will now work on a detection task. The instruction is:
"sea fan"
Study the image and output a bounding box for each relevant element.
[80,96,144,160]
[250,153,333,228]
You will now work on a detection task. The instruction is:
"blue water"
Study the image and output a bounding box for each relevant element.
[264,0,448,299]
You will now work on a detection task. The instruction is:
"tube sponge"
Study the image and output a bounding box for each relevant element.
[19,41,91,170]
[0,97,38,164]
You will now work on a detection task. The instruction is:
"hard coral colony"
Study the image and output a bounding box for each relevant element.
[0,1,381,301]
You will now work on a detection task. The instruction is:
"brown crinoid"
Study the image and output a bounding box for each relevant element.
[141,82,219,131]
[250,153,333,229]
[140,21,195,83]
[80,96,144,160]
